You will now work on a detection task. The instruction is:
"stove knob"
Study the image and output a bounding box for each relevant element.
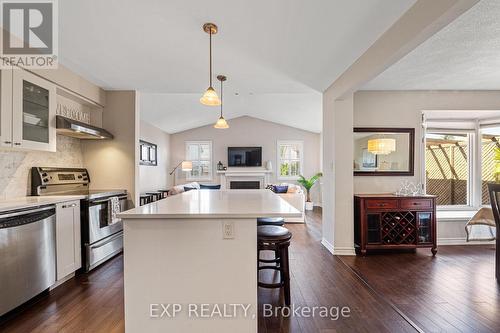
[42,173,48,177]
[78,175,82,179]
[43,178,49,183]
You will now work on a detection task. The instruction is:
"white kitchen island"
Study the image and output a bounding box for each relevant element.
[118,189,301,333]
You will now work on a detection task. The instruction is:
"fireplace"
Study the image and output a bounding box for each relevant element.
[230,181,261,190]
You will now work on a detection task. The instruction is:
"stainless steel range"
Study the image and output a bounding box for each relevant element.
[31,167,128,272]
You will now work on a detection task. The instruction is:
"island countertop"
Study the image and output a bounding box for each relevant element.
[118,189,301,219]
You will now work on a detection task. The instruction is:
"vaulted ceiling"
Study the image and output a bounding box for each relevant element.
[59,0,416,133]
[363,0,499,90]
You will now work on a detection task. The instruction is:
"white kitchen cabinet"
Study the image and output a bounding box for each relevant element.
[0,69,13,148]
[56,200,81,280]
[0,68,57,151]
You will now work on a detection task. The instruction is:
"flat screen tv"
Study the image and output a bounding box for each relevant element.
[228,147,262,167]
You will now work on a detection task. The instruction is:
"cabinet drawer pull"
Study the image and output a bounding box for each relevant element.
[4,141,12,144]
[14,142,21,146]
[378,203,387,207]
[62,203,77,208]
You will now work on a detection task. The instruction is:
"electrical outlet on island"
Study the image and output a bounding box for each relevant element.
[222,221,235,239]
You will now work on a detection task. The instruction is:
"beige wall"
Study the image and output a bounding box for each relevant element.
[353,90,500,243]
[354,91,500,194]
[170,116,322,203]
[139,121,171,193]
[83,91,139,206]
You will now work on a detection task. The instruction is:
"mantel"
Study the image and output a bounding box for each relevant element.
[217,168,272,190]
[216,167,272,175]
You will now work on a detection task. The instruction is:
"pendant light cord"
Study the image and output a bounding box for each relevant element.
[209,31,213,87]
[220,78,223,117]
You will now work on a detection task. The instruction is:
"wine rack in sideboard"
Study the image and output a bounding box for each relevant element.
[354,194,437,256]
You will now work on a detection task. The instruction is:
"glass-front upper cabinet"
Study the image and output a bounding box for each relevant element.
[11,69,56,151]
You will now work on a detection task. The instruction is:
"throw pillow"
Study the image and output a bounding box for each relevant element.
[265,184,275,192]
[273,185,289,193]
[200,184,221,190]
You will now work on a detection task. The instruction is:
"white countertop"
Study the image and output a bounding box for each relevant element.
[0,195,85,213]
[119,189,301,219]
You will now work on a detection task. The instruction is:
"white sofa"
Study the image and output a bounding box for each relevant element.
[277,192,305,223]
[267,183,305,223]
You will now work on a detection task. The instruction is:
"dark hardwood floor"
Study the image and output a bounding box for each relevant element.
[341,244,500,333]
[0,207,498,332]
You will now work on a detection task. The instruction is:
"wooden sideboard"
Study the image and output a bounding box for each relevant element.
[354,194,437,256]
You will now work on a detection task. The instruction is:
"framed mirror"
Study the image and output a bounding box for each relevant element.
[353,128,414,176]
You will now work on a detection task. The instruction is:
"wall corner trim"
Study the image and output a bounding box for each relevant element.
[321,238,334,254]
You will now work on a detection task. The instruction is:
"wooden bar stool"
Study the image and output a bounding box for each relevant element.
[257,217,285,226]
[257,225,292,306]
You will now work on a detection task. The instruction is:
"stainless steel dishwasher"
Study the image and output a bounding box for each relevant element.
[0,205,56,316]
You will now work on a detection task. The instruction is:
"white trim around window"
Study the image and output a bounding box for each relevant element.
[185,140,213,181]
[277,140,304,181]
[423,112,500,211]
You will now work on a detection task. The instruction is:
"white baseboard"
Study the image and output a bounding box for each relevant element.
[437,237,495,246]
[332,246,356,256]
[321,238,334,254]
[321,239,356,256]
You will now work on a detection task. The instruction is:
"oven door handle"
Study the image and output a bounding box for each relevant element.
[89,232,123,249]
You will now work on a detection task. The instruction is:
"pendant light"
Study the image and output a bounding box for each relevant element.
[200,23,221,106]
[214,75,229,129]
[367,138,396,155]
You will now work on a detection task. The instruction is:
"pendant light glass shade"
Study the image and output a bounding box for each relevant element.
[200,86,221,106]
[214,74,229,129]
[214,116,229,129]
[367,138,396,155]
[200,23,221,106]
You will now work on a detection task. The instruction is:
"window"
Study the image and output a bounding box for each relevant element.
[277,141,303,180]
[185,141,212,180]
[423,111,500,209]
[425,132,470,206]
[481,127,500,205]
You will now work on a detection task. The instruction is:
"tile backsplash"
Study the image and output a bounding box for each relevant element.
[0,135,84,199]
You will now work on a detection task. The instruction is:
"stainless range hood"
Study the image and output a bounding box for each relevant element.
[56,115,113,140]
